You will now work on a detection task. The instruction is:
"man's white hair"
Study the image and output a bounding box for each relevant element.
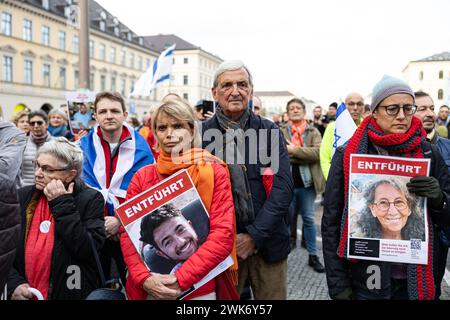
[213,60,253,88]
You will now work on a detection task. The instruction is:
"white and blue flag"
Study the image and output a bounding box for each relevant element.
[332,102,357,157]
[130,44,176,97]
[80,122,154,215]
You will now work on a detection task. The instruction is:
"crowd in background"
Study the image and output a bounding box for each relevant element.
[2,60,450,301]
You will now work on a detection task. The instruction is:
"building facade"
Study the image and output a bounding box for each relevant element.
[143,34,223,106]
[254,91,317,119]
[403,52,450,107]
[0,0,162,121]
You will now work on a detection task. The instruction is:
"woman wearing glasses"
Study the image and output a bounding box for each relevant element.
[20,110,54,187]
[322,75,450,300]
[357,178,425,241]
[8,137,105,300]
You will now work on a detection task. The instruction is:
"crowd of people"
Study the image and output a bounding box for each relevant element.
[1,59,450,301]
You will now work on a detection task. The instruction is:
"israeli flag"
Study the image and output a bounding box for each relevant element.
[130,44,176,97]
[332,102,357,157]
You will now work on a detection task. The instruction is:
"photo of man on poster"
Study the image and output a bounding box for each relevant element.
[139,201,208,273]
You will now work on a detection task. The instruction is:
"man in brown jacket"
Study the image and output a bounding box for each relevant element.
[281,98,326,273]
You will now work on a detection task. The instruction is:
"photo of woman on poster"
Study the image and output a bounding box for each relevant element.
[356,178,425,241]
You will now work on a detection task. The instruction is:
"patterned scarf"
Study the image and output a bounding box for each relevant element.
[30,131,49,147]
[25,195,54,300]
[337,115,435,300]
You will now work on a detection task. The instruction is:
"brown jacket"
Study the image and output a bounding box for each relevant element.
[280,123,326,195]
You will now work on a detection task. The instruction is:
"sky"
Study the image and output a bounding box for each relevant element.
[95,0,450,107]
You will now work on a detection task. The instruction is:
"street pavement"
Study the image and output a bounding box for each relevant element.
[287,199,450,300]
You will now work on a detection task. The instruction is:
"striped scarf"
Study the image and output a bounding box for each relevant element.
[338,115,435,300]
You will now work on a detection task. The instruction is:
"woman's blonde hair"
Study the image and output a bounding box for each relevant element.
[151,98,201,148]
[12,111,30,125]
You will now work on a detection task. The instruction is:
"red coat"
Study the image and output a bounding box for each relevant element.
[120,163,235,300]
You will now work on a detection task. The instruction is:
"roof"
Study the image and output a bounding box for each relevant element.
[18,0,159,54]
[254,91,296,97]
[143,34,198,52]
[143,34,222,60]
[413,52,450,62]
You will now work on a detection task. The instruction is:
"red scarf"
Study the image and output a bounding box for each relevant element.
[338,116,435,300]
[290,120,307,147]
[25,195,55,300]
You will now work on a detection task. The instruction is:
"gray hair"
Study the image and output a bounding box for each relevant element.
[357,178,425,240]
[37,137,84,180]
[48,109,68,122]
[213,60,253,89]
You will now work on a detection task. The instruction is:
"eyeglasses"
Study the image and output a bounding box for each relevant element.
[378,104,417,116]
[372,199,408,212]
[29,121,45,127]
[35,161,68,175]
[218,81,251,93]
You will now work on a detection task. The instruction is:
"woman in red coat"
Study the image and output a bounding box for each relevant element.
[120,98,238,300]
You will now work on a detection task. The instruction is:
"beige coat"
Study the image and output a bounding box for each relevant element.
[280,123,326,195]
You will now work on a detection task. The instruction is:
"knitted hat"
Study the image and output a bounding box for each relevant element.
[370,75,415,112]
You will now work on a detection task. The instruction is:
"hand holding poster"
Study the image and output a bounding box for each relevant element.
[348,154,430,264]
[115,169,233,299]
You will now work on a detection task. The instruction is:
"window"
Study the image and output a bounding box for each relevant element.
[130,80,135,92]
[146,58,151,69]
[129,53,134,69]
[74,70,79,89]
[23,19,32,41]
[183,75,189,85]
[43,63,51,87]
[58,31,66,50]
[138,56,143,70]
[99,21,106,32]
[438,89,444,100]
[100,75,106,91]
[89,40,94,58]
[100,44,106,60]
[42,26,50,46]
[59,67,66,89]
[24,60,33,85]
[90,73,95,90]
[111,77,116,92]
[42,0,50,10]
[114,27,119,37]
[439,71,444,80]
[184,57,188,64]
[73,35,79,54]
[110,48,116,64]
[1,12,12,36]
[183,93,189,100]
[120,78,126,96]
[119,48,125,66]
[2,56,13,82]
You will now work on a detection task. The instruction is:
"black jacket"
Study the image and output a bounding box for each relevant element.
[202,112,294,263]
[322,141,450,299]
[7,180,106,300]
[0,174,21,293]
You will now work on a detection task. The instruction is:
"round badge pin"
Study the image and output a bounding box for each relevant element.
[40,220,51,234]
